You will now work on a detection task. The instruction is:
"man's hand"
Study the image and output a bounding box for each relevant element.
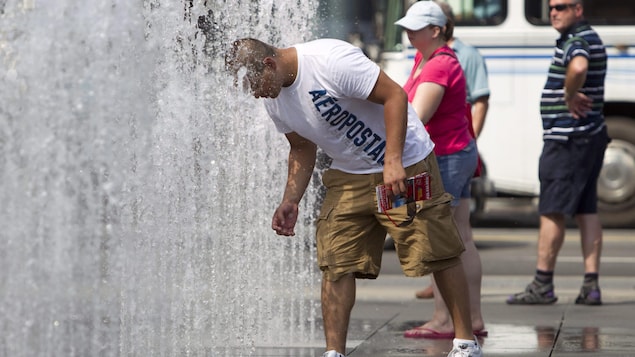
[566,92,592,119]
[272,201,298,236]
[383,161,407,197]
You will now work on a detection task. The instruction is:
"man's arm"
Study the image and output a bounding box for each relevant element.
[564,55,592,119]
[271,132,317,236]
[366,70,408,195]
[282,132,317,204]
[471,95,489,138]
[461,46,490,138]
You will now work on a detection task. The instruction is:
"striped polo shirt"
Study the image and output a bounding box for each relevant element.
[540,21,607,141]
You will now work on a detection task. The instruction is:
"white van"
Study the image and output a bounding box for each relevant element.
[381,0,635,227]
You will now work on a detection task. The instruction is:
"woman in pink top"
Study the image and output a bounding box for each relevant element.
[405,50,472,157]
[396,0,486,340]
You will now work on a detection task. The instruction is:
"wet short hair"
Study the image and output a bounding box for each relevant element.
[226,38,276,75]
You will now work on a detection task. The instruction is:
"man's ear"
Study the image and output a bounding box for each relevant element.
[263,56,276,70]
[575,5,583,17]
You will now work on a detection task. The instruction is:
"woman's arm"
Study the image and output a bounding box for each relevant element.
[410,82,445,124]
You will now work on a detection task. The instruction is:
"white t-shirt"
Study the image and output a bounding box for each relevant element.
[265,39,433,174]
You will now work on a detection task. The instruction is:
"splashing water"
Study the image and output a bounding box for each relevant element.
[0,0,321,355]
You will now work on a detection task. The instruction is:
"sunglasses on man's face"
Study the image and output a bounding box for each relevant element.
[549,3,576,12]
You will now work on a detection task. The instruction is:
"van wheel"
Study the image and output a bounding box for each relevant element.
[598,117,635,227]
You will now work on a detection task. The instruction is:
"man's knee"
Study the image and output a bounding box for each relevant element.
[541,213,566,225]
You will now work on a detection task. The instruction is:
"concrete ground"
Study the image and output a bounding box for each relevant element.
[250,227,635,356]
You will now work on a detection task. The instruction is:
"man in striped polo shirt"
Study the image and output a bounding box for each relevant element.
[507,0,609,306]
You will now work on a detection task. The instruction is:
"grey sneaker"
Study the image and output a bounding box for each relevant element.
[575,286,602,305]
[448,338,483,357]
[322,350,345,357]
[506,281,558,305]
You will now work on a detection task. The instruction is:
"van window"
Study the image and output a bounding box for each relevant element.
[449,0,507,26]
[525,0,635,26]
[382,0,507,51]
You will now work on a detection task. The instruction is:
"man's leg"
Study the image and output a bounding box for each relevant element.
[322,273,356,354]
[455,198,484,330]
[536,213,567,271]
[432,261,473,340]
[410,198,484,334]
[574,213,603,305]
[507,213,565,304]
[576,213,602,273]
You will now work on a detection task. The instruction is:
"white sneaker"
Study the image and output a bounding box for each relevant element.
[322,350,346,357]
[447,337,483,357]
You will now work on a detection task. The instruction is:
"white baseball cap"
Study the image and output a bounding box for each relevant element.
[395,1,447,31]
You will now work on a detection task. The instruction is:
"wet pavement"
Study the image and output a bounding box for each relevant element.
[351,228,635,356]
[253,228,635,356]
[349,275,635,356]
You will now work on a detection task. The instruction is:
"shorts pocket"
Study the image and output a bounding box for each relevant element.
[384,192,453,229]
[539,141,571,180]
[418,192,453,211]
[316,201,334,242]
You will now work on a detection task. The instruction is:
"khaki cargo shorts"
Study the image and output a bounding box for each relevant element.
[316,152,464,281]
